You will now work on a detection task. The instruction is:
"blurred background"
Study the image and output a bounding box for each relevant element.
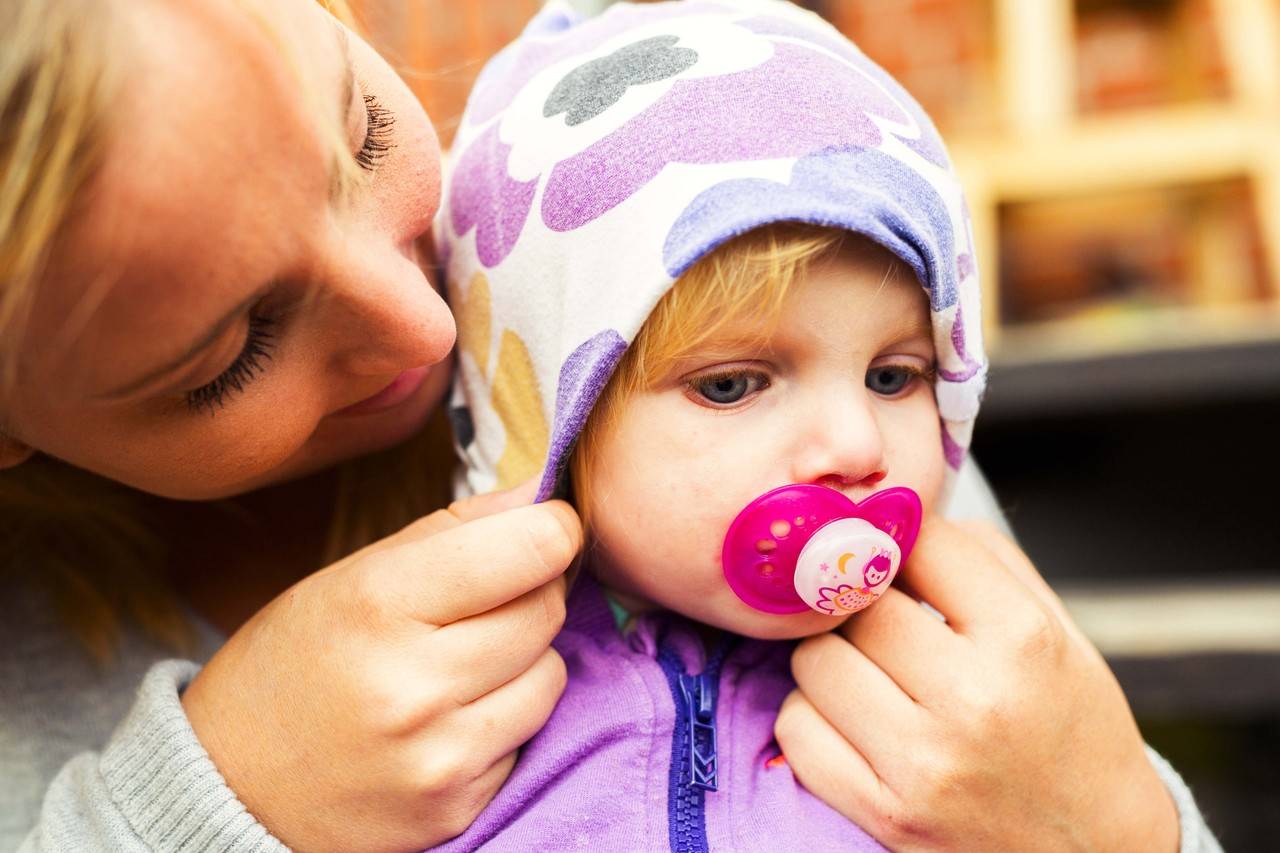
[351,0,1280,846]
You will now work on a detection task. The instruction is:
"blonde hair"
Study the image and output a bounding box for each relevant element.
[570,224,847,530]
[0,0,451,663]
[0,0,114,389]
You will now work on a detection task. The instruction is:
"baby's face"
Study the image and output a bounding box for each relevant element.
[581,241,944,639]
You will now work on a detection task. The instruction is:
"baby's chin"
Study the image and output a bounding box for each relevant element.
[592,568,852,640]
[651,585,854,640]
[699,605,853,641]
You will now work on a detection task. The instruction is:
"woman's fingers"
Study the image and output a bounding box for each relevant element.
[838,585,965,706]
[786,522,1182,852]
[377,478,543,549]
[370,500,583,626]
[404,649,566,843]
[773,690,894,835]
[789,631,922,776]
[431,751,521,844]
[429,576,569,704]
[458,646,568,757]
[894,517,1054,644]
[397,645,563,849]
[951,519,1097,651]
[450,479,541,521]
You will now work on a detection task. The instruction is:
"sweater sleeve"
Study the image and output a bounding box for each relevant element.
[1147,744,1223,853]
[17,660,288,853]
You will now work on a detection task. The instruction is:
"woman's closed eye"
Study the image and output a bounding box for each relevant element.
[865,362,933,397]
[686,368,770,408]
[186,315,276,415]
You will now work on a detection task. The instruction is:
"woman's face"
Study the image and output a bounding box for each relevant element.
[2,0,454,499]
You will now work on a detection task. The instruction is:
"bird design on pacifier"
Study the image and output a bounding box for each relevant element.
[721,484,922,615]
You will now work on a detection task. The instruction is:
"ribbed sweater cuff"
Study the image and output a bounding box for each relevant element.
[100,659,288,853]
[1145,744,1224,853]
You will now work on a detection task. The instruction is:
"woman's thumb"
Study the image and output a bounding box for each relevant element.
[445,477,541,523]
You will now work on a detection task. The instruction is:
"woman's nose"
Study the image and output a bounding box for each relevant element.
[323,243,456,377]
[789,390,887,490]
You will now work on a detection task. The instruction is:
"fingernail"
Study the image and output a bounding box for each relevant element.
[507,478,540,504]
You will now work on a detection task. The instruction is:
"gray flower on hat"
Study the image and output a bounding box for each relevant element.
[544,35,698,127]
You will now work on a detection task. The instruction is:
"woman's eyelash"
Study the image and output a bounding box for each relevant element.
[186,316,276,415]
[355,93,395,170]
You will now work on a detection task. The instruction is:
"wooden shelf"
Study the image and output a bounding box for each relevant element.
[1060,579,1280,657]
[951,0,1280,344]
[992,301,1280,364]
[951,103,1280,202]
[1063,579,1280,715]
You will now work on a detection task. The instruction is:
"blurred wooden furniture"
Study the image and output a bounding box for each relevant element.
[352,1,544,147]
[950,0,1280,361]
[831,0,1280,360]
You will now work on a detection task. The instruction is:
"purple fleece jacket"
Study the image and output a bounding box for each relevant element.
[430,576,884,852]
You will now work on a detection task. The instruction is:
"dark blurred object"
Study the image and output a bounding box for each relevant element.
[1140,714,1280,850]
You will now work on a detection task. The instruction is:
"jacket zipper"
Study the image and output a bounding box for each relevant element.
[658,640,727,853]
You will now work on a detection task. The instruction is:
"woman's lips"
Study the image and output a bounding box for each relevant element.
[332,366,431,417]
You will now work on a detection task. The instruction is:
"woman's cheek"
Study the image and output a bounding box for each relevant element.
[131,383,327,498]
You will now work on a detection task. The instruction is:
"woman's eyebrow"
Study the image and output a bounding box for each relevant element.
[329,23,357,203]
[96,286,270,401]
[336,23,355,130]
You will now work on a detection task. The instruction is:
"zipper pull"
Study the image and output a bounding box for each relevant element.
[679,672,719,791]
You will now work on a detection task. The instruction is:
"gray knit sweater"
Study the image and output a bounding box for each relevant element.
[0,579,286,852]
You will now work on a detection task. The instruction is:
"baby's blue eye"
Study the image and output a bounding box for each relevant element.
[693,371,766,406]
[866,365,917,396]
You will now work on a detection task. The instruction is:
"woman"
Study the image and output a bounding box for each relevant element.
[3,0,578,850]
[0,0,1214,851]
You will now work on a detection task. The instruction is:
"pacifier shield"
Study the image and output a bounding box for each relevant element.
[721,485,922,615]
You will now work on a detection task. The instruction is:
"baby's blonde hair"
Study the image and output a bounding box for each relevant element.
[0,0,449,663]
[570,224,848,530]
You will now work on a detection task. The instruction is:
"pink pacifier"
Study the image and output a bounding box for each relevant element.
[722,485,922,615]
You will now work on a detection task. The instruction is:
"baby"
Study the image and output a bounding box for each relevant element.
[439,0,985,849]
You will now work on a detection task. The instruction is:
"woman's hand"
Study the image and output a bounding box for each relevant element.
[775,518,1180,852]
[182,487,582,853]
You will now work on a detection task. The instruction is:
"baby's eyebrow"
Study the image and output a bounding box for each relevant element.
[878,308,932,344]
[903,314,932,338]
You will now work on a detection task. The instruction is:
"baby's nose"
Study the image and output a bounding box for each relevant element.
[790,394,887,489]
